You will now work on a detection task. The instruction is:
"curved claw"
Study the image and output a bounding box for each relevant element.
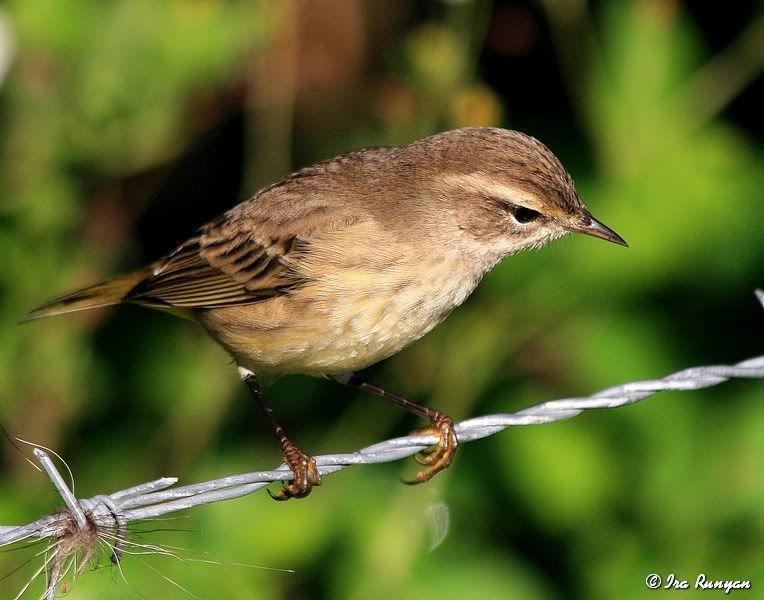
[268,443,321,501]
[414,447,437,465]
[404,413,458,484]
[268,480,315,501]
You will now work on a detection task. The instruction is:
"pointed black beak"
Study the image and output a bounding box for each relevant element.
[566,210,628,247]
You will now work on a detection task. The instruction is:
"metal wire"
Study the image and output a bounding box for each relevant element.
[1,290,763,584]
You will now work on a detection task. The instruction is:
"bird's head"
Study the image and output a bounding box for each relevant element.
[416,127,627,259]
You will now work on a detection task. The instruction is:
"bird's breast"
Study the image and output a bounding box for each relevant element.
[197,251,483,376]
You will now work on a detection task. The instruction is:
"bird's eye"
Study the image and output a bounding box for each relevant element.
[511,206,541,224]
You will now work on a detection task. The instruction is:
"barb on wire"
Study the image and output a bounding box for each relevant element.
[1,290,763,597]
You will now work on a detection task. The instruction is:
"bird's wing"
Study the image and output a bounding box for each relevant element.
[127,159,370,309]
[126,225,304,308]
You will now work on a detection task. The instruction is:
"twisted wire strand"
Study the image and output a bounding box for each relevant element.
[1,356,762,545]
[1,290,762,550]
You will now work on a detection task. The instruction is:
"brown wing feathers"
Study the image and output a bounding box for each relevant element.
[24,158,359,321]
[23,212,310,321]
[126,228,302,308]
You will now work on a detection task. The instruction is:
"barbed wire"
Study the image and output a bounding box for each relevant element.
[1,290,763,598]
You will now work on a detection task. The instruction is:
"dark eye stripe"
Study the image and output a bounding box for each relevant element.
[511,206,541,224]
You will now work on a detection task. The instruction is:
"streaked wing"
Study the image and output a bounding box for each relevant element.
[127,228,302,308]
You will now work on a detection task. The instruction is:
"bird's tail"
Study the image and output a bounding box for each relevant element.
[22,268,152,322]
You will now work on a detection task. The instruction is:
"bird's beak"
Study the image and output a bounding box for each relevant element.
[566,210,628,247]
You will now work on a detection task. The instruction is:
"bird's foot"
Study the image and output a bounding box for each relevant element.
[269,441,322,501]
[403,412,458,484]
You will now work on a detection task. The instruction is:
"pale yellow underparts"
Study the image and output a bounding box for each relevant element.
[198,224,485,377]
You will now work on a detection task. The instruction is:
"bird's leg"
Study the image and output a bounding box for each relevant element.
[337,373,458,484]
[240,367,321,500]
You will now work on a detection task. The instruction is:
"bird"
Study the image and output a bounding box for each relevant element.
[24,127,627,500]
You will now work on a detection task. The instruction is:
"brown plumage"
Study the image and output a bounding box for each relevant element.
[25,127,626,499]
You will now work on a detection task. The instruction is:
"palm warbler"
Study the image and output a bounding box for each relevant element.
[25,127,627,499]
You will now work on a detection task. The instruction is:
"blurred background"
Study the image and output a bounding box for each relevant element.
[0,0,762,598]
